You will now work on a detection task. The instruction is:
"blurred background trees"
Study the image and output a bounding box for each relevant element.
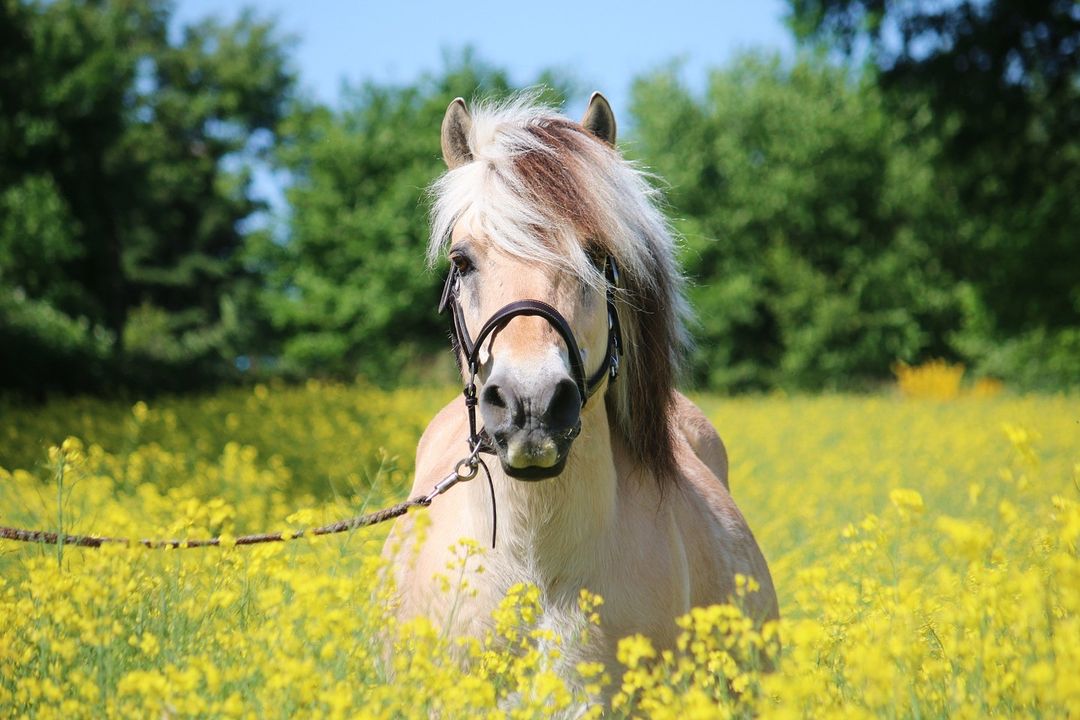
[1,0,294,395]
[254,57,567,383]
[1,0,1077,397]
[786,0,1080,387]
[631,56,965,390]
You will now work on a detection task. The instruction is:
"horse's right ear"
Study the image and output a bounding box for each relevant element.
[441,98,473,169]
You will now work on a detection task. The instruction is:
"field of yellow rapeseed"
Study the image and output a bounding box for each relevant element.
[1,381,1077,718]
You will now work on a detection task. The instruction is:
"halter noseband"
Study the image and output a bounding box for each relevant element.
[439,256,624,454]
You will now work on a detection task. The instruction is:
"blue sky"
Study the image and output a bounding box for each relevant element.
[171,1,795,215]
[173,0,795,117]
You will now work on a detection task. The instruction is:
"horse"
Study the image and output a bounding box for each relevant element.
[383,92,778,696]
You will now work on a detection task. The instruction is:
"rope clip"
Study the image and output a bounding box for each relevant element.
[422,444,482,504]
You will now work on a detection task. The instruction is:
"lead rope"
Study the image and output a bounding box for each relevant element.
[0,496,426,549]
[0,445,491,550]
[0,364,500,552]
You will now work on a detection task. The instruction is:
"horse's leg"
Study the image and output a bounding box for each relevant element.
[672,391,729,490]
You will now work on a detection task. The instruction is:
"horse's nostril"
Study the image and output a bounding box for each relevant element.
[543,378,581,433]
[482,383,508,410]
[480,382,520,432]
[480,375,579,440]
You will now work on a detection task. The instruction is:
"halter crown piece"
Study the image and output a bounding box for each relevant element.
[439,256,625,456]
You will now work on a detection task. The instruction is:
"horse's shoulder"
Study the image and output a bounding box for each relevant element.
[665,417,777,617]
[416,397,465,454]
[671,391,729,490]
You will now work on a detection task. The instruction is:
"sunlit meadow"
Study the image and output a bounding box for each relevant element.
[1,373,1077,718]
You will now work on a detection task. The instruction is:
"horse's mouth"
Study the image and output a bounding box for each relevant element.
[489,428,573,481]
[501,456,568,481]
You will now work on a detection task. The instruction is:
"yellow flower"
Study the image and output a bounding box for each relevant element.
[1,384,1075,718]
[890,487,925,520]
[132,400,150,423]
[617,634,656,670]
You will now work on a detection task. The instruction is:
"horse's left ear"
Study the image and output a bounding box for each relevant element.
[581,92,617,147]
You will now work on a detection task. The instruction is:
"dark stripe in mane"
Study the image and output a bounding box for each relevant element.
[514,120,606,242]
[506,117,686,486]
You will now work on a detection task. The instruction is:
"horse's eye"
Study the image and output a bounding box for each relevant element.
[450,252,473,275]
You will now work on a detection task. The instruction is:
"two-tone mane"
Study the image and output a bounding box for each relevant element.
[428,95,691,483]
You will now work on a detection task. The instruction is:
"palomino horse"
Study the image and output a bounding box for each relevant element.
[384,92,777,693]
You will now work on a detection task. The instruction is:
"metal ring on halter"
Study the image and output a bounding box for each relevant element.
[455,458,479,480]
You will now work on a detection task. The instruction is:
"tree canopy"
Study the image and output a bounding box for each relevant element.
[2,0,1077,397]
[253,56,568,384]
[786,0,1080,383]
[631,55,966,390]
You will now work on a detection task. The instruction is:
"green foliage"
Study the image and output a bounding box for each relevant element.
[630,55,966,390]
[0,286,111,397]
[256,54,569,383]
[0,174,84,307]
[2,0,1075,396]
[970,327,1080,392]
[0,0,294,396]
[785,0,1080,378]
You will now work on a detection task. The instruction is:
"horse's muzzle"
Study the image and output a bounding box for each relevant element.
[479,373,581,480]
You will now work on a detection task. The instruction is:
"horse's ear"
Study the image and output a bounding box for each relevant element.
[441,97,473,169]
[581,92,616,147]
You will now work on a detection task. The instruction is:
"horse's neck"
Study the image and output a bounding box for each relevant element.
[467,402,621,589]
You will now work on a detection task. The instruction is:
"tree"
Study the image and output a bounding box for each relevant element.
[630,55,966,390]
[0,0,294,395]
[787,0,1080,381]
[257,54,570,383]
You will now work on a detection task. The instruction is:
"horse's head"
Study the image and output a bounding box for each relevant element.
[438,94,621,480]
[429,92,688,485]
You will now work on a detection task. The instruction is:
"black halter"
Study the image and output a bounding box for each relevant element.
[439,257,624,454]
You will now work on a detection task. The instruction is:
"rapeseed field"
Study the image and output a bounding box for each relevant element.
[1,380,1077,718]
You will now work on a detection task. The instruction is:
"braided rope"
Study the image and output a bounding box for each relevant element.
[0,496,430,550]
